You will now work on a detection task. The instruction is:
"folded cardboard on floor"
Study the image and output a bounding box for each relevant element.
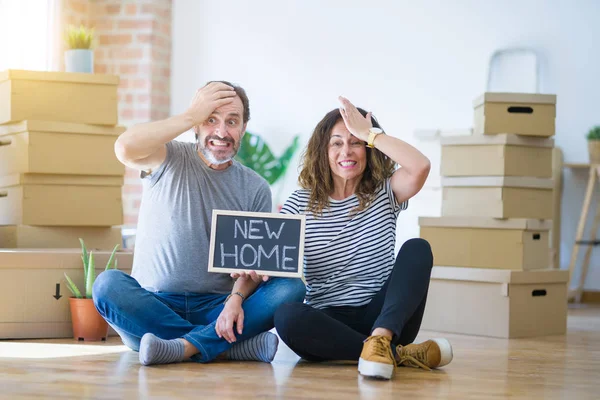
[0,249,133,339]
[473,92,556,137]
[440,134,554,178]
[0,120,125,176]
[442,176,554,219]
[0,69,119,126]
[419,216,551,270]
[0,174,123,226]
[421,266,568,338]
[0,226,122,249]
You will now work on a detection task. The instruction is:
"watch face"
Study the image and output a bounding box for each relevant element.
[370,128,383,134]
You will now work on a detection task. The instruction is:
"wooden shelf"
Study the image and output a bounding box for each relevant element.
[566,164,600,302]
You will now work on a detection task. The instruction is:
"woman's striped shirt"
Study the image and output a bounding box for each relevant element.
[280,178,408,309]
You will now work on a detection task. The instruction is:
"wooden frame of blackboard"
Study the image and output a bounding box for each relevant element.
[207,209,306,279]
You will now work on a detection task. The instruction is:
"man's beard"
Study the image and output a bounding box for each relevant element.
[198,135,239,165]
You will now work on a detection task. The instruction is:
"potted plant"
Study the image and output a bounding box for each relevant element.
[235,132,300,210]
[64,239,119,341]
[64,24,96,73]
[587,125,600,164]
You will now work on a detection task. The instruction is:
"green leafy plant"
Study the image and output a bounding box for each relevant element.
[64,239,119,299]
[235,132,300,185]
[587,126,600,141]
[64,24,96,50]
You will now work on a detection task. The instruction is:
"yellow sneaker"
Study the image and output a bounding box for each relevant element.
[396,338,453,371]
[358,335,396,380]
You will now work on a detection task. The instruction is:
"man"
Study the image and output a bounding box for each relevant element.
[93,81,306,366]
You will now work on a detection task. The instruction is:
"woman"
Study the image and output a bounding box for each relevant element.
[274,96,453,380]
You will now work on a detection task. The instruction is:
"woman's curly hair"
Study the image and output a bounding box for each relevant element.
[298,107,396,216]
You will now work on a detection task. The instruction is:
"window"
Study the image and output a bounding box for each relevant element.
[0,0,60,71]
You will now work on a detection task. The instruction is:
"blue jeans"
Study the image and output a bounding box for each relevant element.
[93,270,306,363]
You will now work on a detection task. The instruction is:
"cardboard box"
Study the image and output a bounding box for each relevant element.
[0,120,125,176]
[473,92,556,137]
[0,174,123,226]
[0,249,133,339]
[0,226,122,249]
[440,134,554,178]
[421,266,568,338]
[0,69,119,126]
[419,217,551,270]
[442,176,553,219]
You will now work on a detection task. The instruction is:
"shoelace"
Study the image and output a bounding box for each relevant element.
[396,345,432,371]
[365,336,397,371]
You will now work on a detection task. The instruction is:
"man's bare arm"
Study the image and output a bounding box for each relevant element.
[114,82,237,171]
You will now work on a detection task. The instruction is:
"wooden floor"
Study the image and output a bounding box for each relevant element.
[1,305,600,400]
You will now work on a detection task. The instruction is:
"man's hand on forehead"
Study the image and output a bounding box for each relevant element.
[185,82,237,126]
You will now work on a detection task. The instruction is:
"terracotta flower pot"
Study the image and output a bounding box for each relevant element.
[589,140,600,165]
[69,297,109,341]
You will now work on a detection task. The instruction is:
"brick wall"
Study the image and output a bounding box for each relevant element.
[62,0,89,28]
[61,0,172,230]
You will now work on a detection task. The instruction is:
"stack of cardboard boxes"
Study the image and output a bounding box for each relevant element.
[419,92,569,338]
[0,70,133,338]
[0,69,125,249]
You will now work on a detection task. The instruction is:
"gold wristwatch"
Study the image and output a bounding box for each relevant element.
[366,127,383,148]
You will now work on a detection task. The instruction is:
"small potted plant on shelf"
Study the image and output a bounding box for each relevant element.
[64,24,96,73]
[64,239,119,341]
[587,125,600,164]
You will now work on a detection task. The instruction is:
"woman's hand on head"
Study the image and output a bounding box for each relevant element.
[338,96,372,141]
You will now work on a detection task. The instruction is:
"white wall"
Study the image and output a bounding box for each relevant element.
[171,0,600,290]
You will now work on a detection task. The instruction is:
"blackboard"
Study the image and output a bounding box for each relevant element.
[207,210,306,278]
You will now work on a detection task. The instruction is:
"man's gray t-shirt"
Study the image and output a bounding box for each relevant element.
[131,140,272,294]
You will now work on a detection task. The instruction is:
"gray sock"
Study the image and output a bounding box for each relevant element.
[139,333,185,366]
[223,331,279,363]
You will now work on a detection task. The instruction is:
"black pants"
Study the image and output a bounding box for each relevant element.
[274,238,433,362]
